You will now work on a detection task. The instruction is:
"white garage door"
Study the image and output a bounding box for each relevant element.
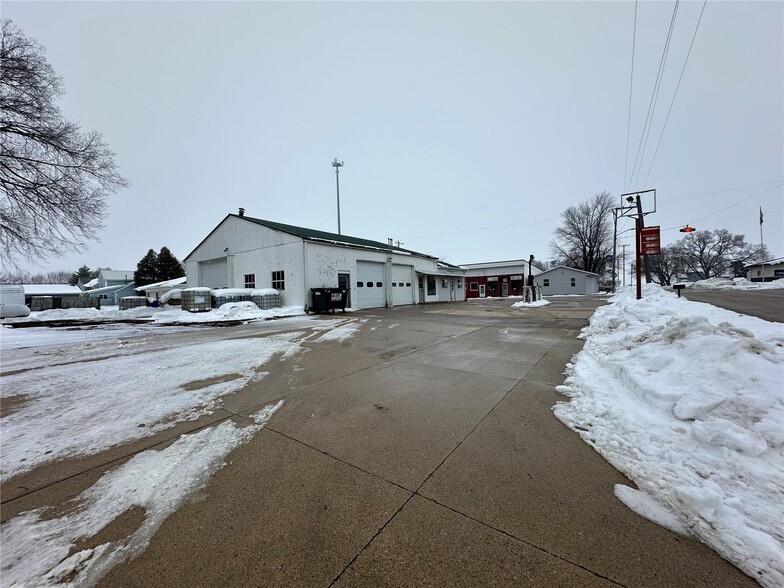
[391,264,414,306]
[200,259,228,288]
[356,261,385,309]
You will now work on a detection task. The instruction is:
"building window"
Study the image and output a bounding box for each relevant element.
[757,270,761,276]
[392,283,397,287]
[571,277,576,287]
[367,282,373,287]
[406,282,411,287]
[543,279,550,287]
[457,281,462,288]
[244,274,255,288]
[427,276,436,295]
[272,270,285,290]
[376,282,382,288]
[357,281,364,287]
[470,282,478,292]
[442,279,447,288]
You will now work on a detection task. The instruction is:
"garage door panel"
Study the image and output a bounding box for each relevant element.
[357,261,385,309]
[392,264,414,306]
[200,260,228,289]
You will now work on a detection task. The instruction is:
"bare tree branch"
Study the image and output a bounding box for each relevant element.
[550,192,614,275]
[0,19,128,271]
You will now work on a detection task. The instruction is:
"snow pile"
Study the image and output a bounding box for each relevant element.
[251,288,279,296]
[0,401,283,587]
[0,333,304,479]
[511,299,551,308]
[689,277,784,290]
[554,284,784,587]
[150,305,305,324]
[1,304,306,325]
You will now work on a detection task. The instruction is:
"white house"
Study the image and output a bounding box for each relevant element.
[533,266,600,295]
[184,211,466,310]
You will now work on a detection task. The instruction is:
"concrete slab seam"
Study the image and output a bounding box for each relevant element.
[263,426,415,495]
[414,493,629,587]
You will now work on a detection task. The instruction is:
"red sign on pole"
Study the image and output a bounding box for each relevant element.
[640,225,661,256]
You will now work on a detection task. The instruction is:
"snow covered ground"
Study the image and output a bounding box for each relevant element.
[688,277,784,290]
[1,303,307,325]
[0,316,362,586]
[554,284,784,587]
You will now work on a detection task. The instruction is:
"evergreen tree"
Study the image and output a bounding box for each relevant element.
[134,249,158,286]
[69,264,91,286]
[156,247,184,281]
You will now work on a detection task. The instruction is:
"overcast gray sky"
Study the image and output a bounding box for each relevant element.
[7,1,783,275]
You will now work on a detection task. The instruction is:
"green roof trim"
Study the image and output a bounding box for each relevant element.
[232,214,438,259]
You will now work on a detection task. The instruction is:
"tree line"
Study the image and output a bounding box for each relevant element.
[549,192,768,285]
[1,247,184,286]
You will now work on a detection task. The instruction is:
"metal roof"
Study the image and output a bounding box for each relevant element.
[185,214,439,261]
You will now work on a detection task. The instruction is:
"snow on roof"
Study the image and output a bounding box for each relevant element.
[84,284,133,294]
[134,276,187,292]
[537,266,599,277]
[22,285,83,296]
[83,278,99,288]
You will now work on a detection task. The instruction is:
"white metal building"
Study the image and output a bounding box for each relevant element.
[184,212,466,310]
[533,266,600,295]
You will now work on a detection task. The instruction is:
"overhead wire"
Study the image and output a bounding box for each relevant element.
[642,0,708,188]
[629,0,680,190]
[623,1,638,190]
[658,179,783,202]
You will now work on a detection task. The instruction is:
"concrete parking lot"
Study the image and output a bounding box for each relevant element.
[1,297,757,587]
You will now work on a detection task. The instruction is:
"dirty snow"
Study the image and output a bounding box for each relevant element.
[0,401,282,588]
[1,304,306,325]
[554,284,784,587]
[510,299,551,308]
[0,332,305,480]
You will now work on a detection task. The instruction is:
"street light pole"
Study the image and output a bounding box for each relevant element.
[332,158,344,235]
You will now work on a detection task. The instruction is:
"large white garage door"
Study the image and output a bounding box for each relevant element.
[356,261,385,309]
[391,264,414,306]
[200,259,228,289]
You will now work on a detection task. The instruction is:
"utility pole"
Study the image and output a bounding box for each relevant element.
[620,244,629,287]
[332,158,344,235]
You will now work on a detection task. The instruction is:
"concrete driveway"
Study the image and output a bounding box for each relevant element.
[1,297,757,587]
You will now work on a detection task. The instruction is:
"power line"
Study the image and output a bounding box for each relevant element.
[628,0,680,191]
[642,0,707,188]
[623,1,638,190]
[693,183,783,223]
[632,0,680,186]
[659,179,783,202]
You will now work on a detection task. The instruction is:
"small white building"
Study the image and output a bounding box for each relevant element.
[534,266,600,295]
[134,276,187,301]
[184,212,466,310]
[746,260,784,283]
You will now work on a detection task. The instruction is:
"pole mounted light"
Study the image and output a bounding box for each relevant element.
[332,158,344,235]
[679,225,696,233]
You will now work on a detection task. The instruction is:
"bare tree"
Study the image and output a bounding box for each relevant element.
[678,229,764,279]
[646,244,685,286]
[0,19,127,270]
[0,268,71,283]
[550,191,614,275]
